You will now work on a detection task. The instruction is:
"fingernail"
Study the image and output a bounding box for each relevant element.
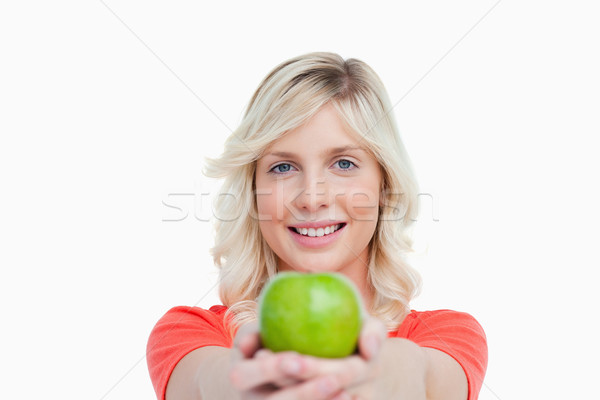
[318,377,337,395]
[282,357,301,374]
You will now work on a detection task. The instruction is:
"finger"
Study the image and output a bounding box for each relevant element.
[358,317,387,360]
[267,375,344,400]
[271,354,301,388]
[281,355,368,390]
[252,350,300,387]
[255,349,273,359]
[330,391,352,400]
[242,383,278,400]
[234,321,261,358]
[230,351,304,391]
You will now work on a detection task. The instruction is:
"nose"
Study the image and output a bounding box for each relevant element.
[292,170,330,214]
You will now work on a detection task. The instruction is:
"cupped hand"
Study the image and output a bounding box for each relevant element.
[229,317,388,400]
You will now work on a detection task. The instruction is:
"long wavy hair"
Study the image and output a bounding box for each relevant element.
[203,52,421,336]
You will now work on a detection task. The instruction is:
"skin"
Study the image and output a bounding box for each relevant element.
[165,103,469,399]
[254,102,382,309]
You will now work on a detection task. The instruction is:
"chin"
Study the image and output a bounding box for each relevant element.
[287,259,339,274]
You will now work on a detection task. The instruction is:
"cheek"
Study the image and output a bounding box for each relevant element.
[343,183,380,222]
[256,181,299,221]
[255,181,279,220]
[257,195,280,249]
[256,194,274,217]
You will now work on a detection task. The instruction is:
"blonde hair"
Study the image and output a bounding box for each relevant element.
[203,52,421,336]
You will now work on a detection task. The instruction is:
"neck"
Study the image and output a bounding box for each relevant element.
[337,245,375,314]
[343,265,374,313]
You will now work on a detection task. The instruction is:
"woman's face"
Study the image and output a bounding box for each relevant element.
[255,103,382,281]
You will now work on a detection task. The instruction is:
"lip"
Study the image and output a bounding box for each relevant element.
[288,223,346,249]
[288,221,346,229]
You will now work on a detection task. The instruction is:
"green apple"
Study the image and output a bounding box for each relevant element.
[258,271,363,358]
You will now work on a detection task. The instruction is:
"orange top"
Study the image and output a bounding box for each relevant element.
[147,306,487,399]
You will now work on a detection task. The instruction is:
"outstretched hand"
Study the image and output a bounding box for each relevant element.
[229,317,388,399]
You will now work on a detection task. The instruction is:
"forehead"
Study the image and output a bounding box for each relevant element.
[263,103,367,155]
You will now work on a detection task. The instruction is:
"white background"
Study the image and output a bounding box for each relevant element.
[1,1,598,399]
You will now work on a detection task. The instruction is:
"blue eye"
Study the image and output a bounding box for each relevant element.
[336,159,356,170]
[270,163,293,174]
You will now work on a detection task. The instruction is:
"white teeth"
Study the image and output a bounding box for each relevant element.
[294,224,341,237]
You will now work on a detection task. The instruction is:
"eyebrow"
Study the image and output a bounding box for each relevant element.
[265,145,366,158]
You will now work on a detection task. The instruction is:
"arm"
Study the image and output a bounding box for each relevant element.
[162,314,479,399]
[165,346,239,400]
[423,347,468,400]
[325,336,467,400]
[165,321,275,400]
[146,306,238,399]
[375,338,468,400]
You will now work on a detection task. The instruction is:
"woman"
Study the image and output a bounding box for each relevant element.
[147,52,487,399]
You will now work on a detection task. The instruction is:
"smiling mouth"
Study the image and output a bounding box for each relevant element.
[288,223,346,237]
